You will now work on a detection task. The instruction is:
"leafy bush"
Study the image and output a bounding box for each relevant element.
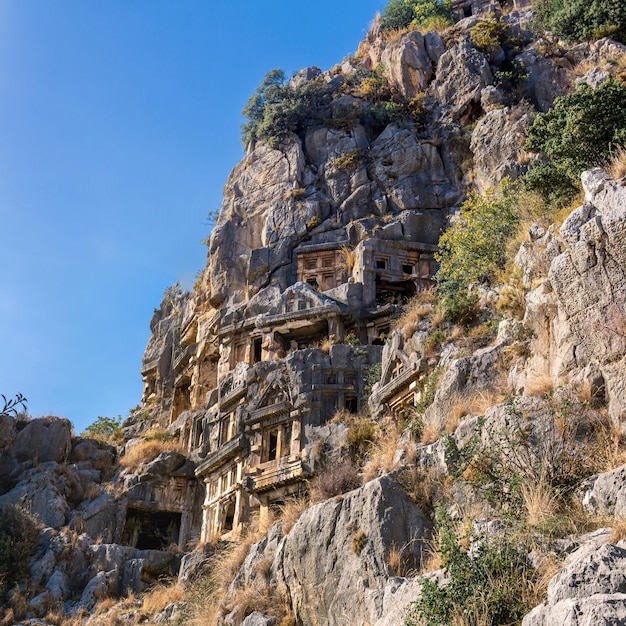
[414,366,444,414]
[0,505,40,598]
[435,181,521,323]
[524,78,626,203]
[470,16,507,54]
[82,414,123,444]
[442,393,596,515]
[533,0,626,44]
[241,69,338,149]
[381,0,453,32]
[405,507,535,625]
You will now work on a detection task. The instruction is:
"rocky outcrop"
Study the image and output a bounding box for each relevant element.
[524,543,626,625]
[519,169,626,430]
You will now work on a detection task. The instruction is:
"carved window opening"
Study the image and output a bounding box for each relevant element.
[223,500,235,532]
[306,277,319,289]
[373,325,390,346]
[194,419,204,449]
[463,5,472,17]
[402,263,414,275]
[253,338,262,363]
[268,430,278,461]
[262,423,292,463]
[376,258,388,270]
[345,397,358,414]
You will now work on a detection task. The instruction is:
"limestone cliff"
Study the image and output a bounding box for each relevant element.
[2,5,626,626]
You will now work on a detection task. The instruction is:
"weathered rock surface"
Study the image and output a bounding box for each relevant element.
[275,473,429,626]
[524,543,626,626]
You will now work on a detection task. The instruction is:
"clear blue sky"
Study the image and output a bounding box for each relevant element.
[0,1,384,434]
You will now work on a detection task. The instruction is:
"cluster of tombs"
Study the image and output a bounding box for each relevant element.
[128,215,443,549]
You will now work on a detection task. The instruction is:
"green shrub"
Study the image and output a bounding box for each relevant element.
[82,415,123,444]
[524,78,626,203]
[405,507,535,626]
[381,0,453,32]
[470,16,507,54]
[414,366,444,414]
[435,181,521,323]
[241,69,338,149]
[330,149,366,171]
[533,0,626,44]
[0,505,40,598]
[442,394,594,515]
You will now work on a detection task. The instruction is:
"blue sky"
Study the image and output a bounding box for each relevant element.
[0,1,384,433]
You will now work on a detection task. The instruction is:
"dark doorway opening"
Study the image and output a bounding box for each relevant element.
[122,508,182,550]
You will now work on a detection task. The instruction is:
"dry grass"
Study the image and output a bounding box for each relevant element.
[352,529,367,555]
[420,417,442,445]
[319,336,332,354]
[120,436,185,471]
[497,265,526,319]
[277,496,310,534]
[584,409,626,474]
[610,518,626,543]
[398,465,450,514]
[309,458,361,503]
[550,189,585,229]
[524,550,562,611]
[340,245,356,274]
[394,291,437,340]
[522,475,559,529]
[608,145,626,179]
[188,521,296,626]
[573,59,600,78]
[526,372,554,398]
[467,389,506,416]
[141,581,185,614]
[362,421,400,482]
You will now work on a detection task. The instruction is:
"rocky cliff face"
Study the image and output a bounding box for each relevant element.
[2,6,626,626]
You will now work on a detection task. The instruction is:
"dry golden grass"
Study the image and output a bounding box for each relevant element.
[550,189,585,228]
[497,266,526,319]
[141,581,185,614]
[573,59,600,77]
[387,540,420,577]
[608,145,626,179]
[340,245,356,274]
[394,290,437,339]
[420,417,442,445]
[526,372,554,398]
[467,389,506,416]
[611,518,626,543]
[524,551,562,611]
[188,523,296,626]
[522,476,559,528]
[120,437,185,471]
[319,337,332,354]
[362,421,400,482]
[398,465,450,514]
[277,496,310,534]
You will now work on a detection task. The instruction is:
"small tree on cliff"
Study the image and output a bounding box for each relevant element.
[524,78,626,203]
[380,0,453,32]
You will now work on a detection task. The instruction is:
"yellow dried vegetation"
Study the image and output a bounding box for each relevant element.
[394,290,438,340]
[120,429,185,471]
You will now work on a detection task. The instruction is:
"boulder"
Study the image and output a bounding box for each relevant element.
[524,543,626,626]
[274,473,429,626]
[582,464,626,518]
[10,417,72,464]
